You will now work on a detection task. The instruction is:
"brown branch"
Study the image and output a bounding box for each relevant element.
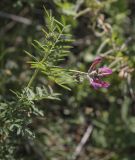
[0,8,31,36]
[72,124,93,160]
[0,11,32,25]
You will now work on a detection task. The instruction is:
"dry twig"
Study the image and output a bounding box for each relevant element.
[72,124,93,160]
[0,11,32,25]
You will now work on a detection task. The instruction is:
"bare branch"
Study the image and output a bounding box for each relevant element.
[72,124,93,160]
[0,11,32,25]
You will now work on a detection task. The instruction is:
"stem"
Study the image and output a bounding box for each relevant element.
[27,27,65,88]
[96,38,109,55]
[68,69,88,75]
[74,8,90,19]
[27,69,39,88]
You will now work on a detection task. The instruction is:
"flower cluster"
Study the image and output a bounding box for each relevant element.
[87,57,112,89]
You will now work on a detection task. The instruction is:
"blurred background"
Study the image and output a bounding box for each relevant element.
[0,0,135,160]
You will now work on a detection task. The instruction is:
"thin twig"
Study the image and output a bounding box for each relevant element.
[127,75,135,101]
[72,124,93,160]
[74,8,90,19]
[0,11,32,25]
[68,69,88,76]
[0,8,30,36]
[96,39,110,55]
[74,0,84,13]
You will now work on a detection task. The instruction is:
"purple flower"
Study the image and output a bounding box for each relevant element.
[98,67,112,77]
[88,77,110,89]
[88,57,112,89]
[88,56,102,72]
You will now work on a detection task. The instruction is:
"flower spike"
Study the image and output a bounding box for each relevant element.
[88,56,112,89]
[88,56,102,73]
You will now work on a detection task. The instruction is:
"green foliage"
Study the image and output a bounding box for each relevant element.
[0,0,135,160]
[25,9,74,90]
[0,8,74,159]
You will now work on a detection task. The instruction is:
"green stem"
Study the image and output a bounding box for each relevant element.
[68,69,88,75]
[27,27,65,88]
[27,69,39,88]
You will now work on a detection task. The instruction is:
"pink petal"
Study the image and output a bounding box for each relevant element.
[92,81,103,89]
[100,81,110,88]
[98,67,112,76]
[88,56,103,72]
[89,77,110,89]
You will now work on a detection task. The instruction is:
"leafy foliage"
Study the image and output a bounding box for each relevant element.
[0,8,74,159]
[0,0,135,160]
